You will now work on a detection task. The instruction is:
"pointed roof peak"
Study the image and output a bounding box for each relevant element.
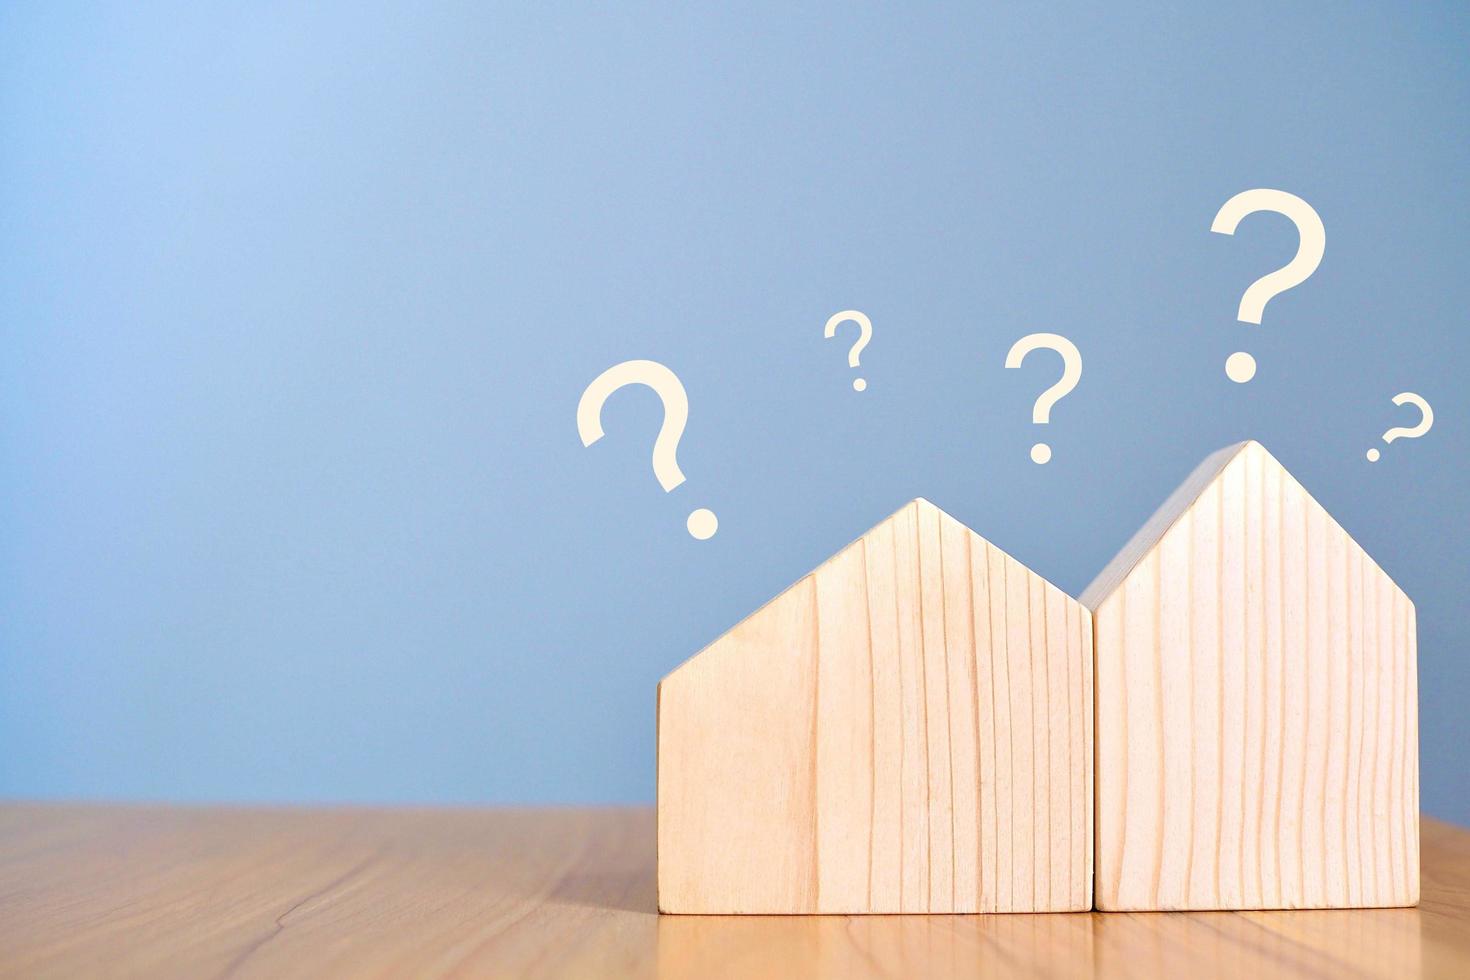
[662,495,1064,686]
[1080,439,1285,608]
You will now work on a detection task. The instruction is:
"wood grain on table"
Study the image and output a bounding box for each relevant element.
[2,804,1468,979]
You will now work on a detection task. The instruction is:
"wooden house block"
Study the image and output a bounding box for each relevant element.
[657,499,1093,914]
[1083,441,1419,911]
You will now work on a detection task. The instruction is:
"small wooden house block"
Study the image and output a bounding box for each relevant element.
[1083,441,1419,911]
[657,499,1093,914]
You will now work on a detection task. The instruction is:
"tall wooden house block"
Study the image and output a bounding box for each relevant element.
[657,499,1093,914]
[1083,441,1419,911]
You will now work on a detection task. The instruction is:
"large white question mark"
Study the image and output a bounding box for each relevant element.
[577,359,717,539]
[1366,392,1433,463]
[1004,333,1082,465]
[824,310,872,391]
[1210,188,1326,384]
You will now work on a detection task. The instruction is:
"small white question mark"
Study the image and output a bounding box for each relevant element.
[577,359,717,539]
[824,310,872,391]
[1004,333,1082,465]
[1210,188,1326,384]
[1366,392,1433,463]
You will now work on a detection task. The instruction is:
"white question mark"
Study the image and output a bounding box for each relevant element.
[1210,188,1326,384]
[824,310,872,391]
[577,359,717,540]
[1004,333,1082,465]
[1366,392,1433,463]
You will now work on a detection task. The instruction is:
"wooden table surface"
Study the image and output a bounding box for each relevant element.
[2,805,1468,978]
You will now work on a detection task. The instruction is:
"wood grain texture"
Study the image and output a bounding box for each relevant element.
[2,804,1468,979]
[1084,441,1419,911]
[657,498,1092,914]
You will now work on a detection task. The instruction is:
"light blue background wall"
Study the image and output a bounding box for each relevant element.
[2,3,1467,820]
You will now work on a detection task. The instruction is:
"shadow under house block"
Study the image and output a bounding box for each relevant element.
[657,499,1093,914]
[1082,441,1418,911]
